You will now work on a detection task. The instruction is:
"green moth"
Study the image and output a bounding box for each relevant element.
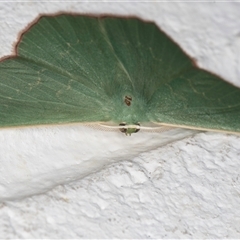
[1,14,240,135]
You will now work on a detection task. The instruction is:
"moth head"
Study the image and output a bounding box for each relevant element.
[119,122,140,136]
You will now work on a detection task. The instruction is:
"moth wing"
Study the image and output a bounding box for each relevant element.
[0,57,111,128]
[148,67,240,134]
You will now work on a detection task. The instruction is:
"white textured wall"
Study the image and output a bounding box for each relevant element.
[0,2,240,238]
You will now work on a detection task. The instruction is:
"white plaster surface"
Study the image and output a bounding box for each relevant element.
[0,1,240,238]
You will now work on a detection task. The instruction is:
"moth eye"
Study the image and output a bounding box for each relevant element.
[119,122,127,133]
[124,96,132,106]
[135,123,140,133]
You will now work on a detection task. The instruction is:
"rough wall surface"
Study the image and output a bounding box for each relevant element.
[0,2,240,238]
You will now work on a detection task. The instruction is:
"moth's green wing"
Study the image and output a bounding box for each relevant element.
[148,67,240,133]
[0,57,112,127]
[1,15,240,133]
